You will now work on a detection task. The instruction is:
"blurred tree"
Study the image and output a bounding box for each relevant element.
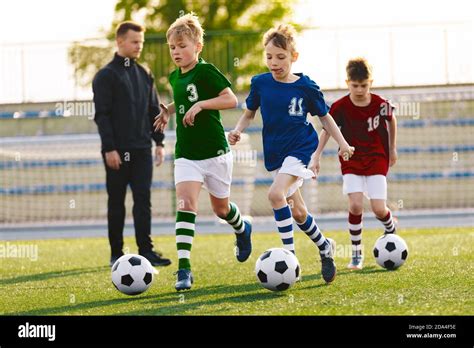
[69,0,300,94]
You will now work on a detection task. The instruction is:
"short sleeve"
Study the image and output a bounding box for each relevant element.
[245,76,260,111]
[380,99,395,121]
[329,102,342,126]
[306,79,330,117]
[200,63,231,96]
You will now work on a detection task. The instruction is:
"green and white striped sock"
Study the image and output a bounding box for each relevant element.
[224,202,245,234]
[176,210,196,270]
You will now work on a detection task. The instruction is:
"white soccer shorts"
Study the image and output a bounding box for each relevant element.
[342,174,387,200]
[270,156,315,198]
[174,152,233,199]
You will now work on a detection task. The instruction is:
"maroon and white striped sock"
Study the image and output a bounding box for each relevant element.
[378,210,396,234]
[349,212,363,257]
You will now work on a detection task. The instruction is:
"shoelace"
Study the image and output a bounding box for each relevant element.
[174,270,190,281]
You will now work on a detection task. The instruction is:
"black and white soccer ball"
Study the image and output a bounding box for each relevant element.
[255,248,300,291]
[111,254,155,295]
[373,234,408,270]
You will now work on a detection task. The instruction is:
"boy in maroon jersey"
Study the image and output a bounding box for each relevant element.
[312,57,398,270]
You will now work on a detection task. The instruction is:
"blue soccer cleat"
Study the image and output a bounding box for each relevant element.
[320,238,337,283]
[235,220,252,262]
[175,269,194,291]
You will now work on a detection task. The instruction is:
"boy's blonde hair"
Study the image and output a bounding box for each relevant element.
[346,57,373,81]
[263,24,297,53]
[166,13,204,45]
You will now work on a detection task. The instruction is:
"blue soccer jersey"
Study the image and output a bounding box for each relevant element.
[245,73,329,171]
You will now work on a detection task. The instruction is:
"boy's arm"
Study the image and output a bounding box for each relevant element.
[308,128,330,178]
[388,114,398,167]
[182,87,238,127]
[313,128,331,159]
[199,87,238,110]
[228,109,257,145]
[319,113,354,160]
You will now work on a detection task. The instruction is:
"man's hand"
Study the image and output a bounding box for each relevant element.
[154,103,170,132]
[182,102,203,128]
[338,143,355,161]
[155,146,165,167]
[389,148,398,167]
[105,150,122,170]
[227,130,241,145]
[308,155,321,179]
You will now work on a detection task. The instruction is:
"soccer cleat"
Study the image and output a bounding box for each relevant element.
[109,252,124,267]
[234,220,252,262]
[140,251,172,267]
[347,254,364,270]
[320,238,337,283]
[175,269,194,291]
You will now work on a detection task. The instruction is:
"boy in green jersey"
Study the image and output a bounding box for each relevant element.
[154,13,252,291]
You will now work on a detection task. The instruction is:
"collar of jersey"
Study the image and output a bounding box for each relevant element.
[179,57,205,76]
[270,72,304,85]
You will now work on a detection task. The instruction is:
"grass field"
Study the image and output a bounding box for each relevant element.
[1,227,473,315]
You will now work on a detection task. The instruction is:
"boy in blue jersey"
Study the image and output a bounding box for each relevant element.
[229,24,354,283]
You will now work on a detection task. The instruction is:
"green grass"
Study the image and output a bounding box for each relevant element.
[1,227,473,315]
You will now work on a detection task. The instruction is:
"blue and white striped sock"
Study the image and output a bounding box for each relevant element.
[273,205,295,253]
[296,214,330,256]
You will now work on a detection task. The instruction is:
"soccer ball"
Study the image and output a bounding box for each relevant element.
[255,248,300,291]
[111,254,155,295]
[373,234,408,270]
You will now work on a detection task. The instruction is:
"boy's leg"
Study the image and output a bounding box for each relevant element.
[210,196,243,232]
[174,181,201,291]
[343,174,366,270]
[289,190,332,257]
[367,175,396,234]
[209,195,252,262]
[268,173,299,254]
[348,192,364,270]
[205,151,252,262]
[289,189,336,283]
[371,200,396,234]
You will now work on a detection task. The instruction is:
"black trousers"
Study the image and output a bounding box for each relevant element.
[102,148,154,255]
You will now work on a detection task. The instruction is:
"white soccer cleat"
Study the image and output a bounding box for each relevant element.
[347,254,364,270]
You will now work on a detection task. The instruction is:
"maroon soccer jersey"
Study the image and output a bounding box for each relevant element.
[329,94,394,176]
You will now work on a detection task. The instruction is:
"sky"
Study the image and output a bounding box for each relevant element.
[0,0,472,103]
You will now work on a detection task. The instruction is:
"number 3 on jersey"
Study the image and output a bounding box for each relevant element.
[367,115,380,131]
[187,84,199,102]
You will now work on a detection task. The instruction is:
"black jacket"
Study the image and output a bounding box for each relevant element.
[92,53,164,152]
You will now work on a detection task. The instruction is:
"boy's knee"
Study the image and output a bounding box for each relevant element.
[291,208,307,224]
[213,205,229,219]
[349,202,363,215]
[268,189,285,206]
[372,206,388,218]
[177,197,197,212]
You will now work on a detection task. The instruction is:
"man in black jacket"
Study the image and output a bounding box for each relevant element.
[93,21,171,267]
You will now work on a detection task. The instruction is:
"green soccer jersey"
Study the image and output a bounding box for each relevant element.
[169,58,231,160]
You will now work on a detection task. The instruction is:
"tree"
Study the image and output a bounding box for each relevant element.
[69,0,299,93]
